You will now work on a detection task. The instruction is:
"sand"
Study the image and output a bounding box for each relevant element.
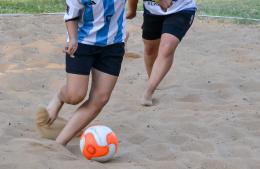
[0,14,260,169]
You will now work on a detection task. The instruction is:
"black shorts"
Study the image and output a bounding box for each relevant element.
[66,43,125,76]
[142,11,195,41]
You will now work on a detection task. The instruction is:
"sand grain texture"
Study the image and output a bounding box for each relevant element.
[0,14,260,169]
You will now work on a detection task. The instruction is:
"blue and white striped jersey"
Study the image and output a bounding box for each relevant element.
[64,0,126,46]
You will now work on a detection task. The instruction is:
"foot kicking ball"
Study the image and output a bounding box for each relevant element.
[80,125,118,162]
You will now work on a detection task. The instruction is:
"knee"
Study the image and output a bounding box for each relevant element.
[158,47,175,61]
[99,94,110,105]
[159,53,174,61]
[92,93,111,106]
[65,92,86,105]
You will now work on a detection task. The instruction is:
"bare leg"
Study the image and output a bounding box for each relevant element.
[36,73,89,139]
[143,39,160,78]
[47,73,89,124]
[46,92,64,124]
[141,33,180,106]
[56,69,118,146]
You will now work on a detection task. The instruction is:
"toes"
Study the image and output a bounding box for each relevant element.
[47,117,55,126]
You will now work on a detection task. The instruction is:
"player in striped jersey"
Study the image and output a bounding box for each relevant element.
[37,0,128,145]
[127,0,196,106]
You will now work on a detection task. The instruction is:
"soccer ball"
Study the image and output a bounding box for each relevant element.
[80,125,118,162]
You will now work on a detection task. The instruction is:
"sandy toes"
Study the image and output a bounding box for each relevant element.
[36,107,67,140]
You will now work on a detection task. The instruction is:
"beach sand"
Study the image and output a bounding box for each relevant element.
[0,14,260,169]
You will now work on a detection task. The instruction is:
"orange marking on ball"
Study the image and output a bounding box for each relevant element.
[82,133,109,159]
[107,132,118,152]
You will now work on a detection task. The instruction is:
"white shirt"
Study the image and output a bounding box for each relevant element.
[144,0,196,15]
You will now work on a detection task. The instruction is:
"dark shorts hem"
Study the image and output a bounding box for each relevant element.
[65,43,125,76]
[142,11,195,41]
[65,68,90,76]
[93,66,121,77]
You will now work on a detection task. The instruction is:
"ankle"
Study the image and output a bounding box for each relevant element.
[145,84,155,95]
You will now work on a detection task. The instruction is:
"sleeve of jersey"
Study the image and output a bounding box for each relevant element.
[64,0,84,22]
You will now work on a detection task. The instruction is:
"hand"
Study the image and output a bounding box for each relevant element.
[158,0,173,12]
[63,38,78,57]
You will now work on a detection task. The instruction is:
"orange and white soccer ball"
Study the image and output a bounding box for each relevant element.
[80,125,118,162]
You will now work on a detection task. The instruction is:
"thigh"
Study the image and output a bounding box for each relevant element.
[142,14,164,40]
[162,11,195,41]
[89,69,118,101]
[143,39,160,55]
[65,73,89,97]
[65,43,100,97]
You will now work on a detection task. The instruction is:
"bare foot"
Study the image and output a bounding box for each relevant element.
[46,93,63,125]
[36,107,67,140]
[141,90,153,106]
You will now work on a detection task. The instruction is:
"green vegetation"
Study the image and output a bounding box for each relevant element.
[0,0,259,20]
[0,0,64,13]
[196,0,260,19]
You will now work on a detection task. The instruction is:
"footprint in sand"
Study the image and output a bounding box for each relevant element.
[36,107,67,140]
[191,82,230,91]
[201,159,235,169]
[156,84,180,91]
[0,164,16,169]
[176,94,202,103]
[238,81,260,93]
[127,133,148,145]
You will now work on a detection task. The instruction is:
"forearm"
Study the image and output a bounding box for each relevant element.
[63,0,82,55]
[64,20,78,55]
[128,0,138,12]
[127,0,139,19]
[65,20,78,41]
